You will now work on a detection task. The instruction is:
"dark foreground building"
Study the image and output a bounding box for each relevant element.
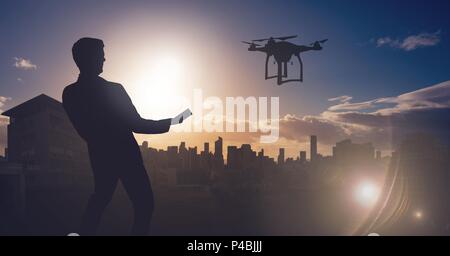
[2,94,89,172]
[1,94,91,234]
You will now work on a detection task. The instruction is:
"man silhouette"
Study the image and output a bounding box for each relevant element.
[63,37,181,235]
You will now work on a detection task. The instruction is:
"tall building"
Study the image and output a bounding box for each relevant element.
[332,139,374,164]
[188,146,198,169]
[167,146,178,168]
[241,144,255,168]
[1,94,89,171]
[227,146,238,168]
[278,148,285,165]
[179,142,186,152]
[204,142,209,154]
[300,151,307,162]
[214,137,223,158]
[310,135,317,162]
[258,149,264,158]
[178,141,189,169]
[200,142,211,170]
[214,137,224,167]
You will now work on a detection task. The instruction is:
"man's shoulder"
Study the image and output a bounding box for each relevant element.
[98,77,124,90]
[62,82,79,100]
[62,78,126,103]
[105,80,124,89]
[63,78,122,91]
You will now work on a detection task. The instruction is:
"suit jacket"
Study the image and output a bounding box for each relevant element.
[62,74,171,168]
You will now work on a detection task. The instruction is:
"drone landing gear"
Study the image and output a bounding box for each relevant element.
[265,55,278,80]
[276,55,303,85]
[264,55,304,85]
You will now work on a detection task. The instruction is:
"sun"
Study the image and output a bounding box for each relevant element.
[131,55,188,119]
[354,181,380,208]
[150,56,182,87]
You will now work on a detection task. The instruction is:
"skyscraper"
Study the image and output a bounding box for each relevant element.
[204,142,209,154]
[179,141,188,169]
[167,146,178,168]
[300,151,306,162]
[333,139,375,164]
[258,149,264,158]
[214,137,223,158]
[278,148,285,165]
[310,135,317,162]
[214,137,224,167]
[179,142,186,152]
[227,146,238,168]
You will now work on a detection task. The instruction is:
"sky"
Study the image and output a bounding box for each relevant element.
[1,0,450,158]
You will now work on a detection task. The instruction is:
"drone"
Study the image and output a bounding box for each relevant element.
[242,35,327,85]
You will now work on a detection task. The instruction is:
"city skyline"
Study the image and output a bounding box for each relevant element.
[140,134,384,165]
[0,93,390,161]
[1,0,450,160]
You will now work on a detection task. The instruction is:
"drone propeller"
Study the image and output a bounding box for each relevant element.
[252,35,298,42]
[276,35,298,41]
[310,39,328,45]
[242,41,261,46]
[252,38,270,42]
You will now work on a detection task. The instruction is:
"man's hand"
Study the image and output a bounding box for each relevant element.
[171,108,192,125]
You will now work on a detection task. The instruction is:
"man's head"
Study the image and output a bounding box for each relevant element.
[72,37,105,75]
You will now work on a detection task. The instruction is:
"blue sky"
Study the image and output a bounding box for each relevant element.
[1,0,449,156]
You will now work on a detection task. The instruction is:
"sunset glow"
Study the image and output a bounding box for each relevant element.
[131,55,187,118]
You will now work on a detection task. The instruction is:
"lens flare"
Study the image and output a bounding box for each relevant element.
[413,210,423,220]
[354,181,380,208]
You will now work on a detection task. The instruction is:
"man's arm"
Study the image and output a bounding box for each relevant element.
[116,84,171,134]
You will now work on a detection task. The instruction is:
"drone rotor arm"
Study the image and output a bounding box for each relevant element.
[242,41,261,46]
[276,35,297,41]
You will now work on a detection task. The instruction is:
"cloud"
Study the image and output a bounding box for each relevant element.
[376,37,395,47]
[156,81,450,156]
[13,57,37,70]
[376,31,441,51]
[278,114,348,146]
[0,96,11,110]
[328,95,352,103]
[327,99,379,111]
[278,80,450,151]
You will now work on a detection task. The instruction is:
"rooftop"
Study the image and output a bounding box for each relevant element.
[2,94,63,118]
